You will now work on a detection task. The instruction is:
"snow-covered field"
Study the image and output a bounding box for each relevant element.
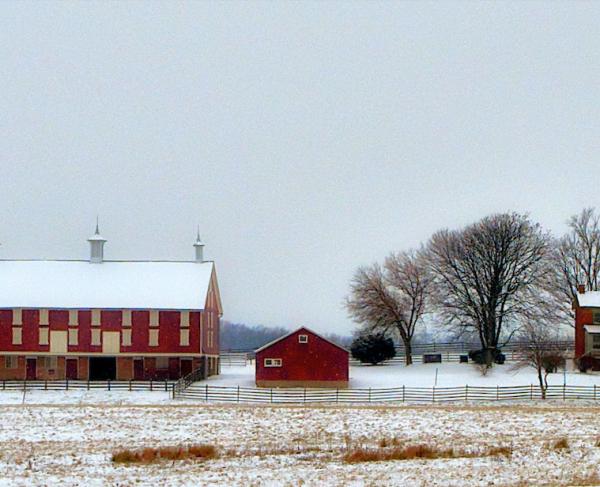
[209,361,600,388]
[2,402,600,486]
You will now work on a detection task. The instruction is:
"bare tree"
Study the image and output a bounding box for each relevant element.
[511,322,565,399]
[426,212,553,366]
[550,208,600,325]
[346,250,431,365]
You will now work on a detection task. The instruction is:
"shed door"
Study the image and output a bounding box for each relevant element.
[102,332,120,354]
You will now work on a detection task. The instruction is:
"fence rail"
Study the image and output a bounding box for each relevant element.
[0,379,175,392]
[175,383,600,404]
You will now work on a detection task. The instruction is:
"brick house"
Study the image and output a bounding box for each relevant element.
[255,327,349,388]
[0,227,222,381]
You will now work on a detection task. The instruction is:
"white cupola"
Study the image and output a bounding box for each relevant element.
[193,228,205,263]
[88,220,107,264]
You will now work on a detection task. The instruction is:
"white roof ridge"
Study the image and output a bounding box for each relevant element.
[255,326,349,353]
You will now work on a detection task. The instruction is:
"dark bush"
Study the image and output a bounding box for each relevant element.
[468,348,505,365]
[351,334,396,365]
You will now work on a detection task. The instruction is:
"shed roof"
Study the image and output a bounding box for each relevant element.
[0,259,215,310]
[577,291,600,308]
[584,325,600,334]
[255,326,349,354]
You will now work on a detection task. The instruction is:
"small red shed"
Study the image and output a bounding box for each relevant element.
[255,327,349,388]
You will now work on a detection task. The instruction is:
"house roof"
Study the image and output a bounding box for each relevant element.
[255,326,349,354]
[584,325,600,334]
[576,291,600,308]
[0,259,215,310]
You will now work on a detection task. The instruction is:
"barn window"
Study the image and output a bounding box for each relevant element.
[298,335,308,343]
[91,329,101,346]
[39,309,49,326]
[180,311,190,328]
[180,328,190,346]
[264,358,282,367]
[149,329,159,347]
[156,357,169,369]
[122,310,132,328]
[39,327,49,346]
[12,309,22,326]
[5,356,18,369]
[68,310,78,327]
[40,356,57,369]
[149,310,159,327]
[122,329,132,346]
[594,312,600,325]
[12,327,22,345]
[91,309,101,327]
[68,329,78,346]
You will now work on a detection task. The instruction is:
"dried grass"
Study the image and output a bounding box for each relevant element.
[551,438,569,450]
[111,444,218,464]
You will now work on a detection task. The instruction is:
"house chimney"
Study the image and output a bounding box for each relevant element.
[88,219,107,264]
[578,284,586,294]
[193,227,205,263]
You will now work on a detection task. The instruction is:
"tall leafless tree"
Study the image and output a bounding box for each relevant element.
[346,250,431,365]
[426,212,554,365]
[510,321,565,400]
[550,208,600,325]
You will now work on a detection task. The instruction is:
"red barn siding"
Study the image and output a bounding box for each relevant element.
[255,328,349,388]
[575,306,592,358]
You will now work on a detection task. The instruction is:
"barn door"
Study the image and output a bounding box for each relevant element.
[133,359,144,380]
[180,359,192,377]
[66,359,78,380]
[26,358,37,380]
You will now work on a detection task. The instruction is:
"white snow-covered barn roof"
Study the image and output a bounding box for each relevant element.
[577,292,600,308]
[0,260,215,310]
[255,326,349,354]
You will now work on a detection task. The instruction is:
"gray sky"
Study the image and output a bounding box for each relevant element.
[1,2,599,335]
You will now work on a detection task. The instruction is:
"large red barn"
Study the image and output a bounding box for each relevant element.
[0,227,222,381]
[574,285,600,368]
[255,327,349,388]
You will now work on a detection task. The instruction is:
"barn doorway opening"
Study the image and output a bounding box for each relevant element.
[89,357,116,380]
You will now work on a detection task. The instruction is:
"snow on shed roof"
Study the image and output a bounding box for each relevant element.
[0,260,214,310]
[576,291,600,308]
[584,325,600,334]
[255,326,349,354]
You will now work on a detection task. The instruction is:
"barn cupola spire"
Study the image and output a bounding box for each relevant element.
[193,227,205,263]
[88,218,107,264]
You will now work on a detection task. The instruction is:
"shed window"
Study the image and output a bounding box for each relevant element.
[264,358,282,367]
[593,335,600,350]
[5,356,18,369]
[298,335,308,343]
[594,312,600,325]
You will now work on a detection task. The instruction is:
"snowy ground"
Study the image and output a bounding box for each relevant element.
[2,402,600,486]
[208,361,600,389]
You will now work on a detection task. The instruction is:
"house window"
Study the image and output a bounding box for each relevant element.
[264,358,282,367]
[91,309,101,327]
[156,356,169,369]
[91,329,101,346]
[122,310,132,328]
[149,329,159,347]
[298,335,308,343]
[68,329,78,346]
[68,310,78,327]
[5,356,18,369]
[180,329,190,346]
[593,335,600,350]
[39,327,49,346]
[122,329,132,347]
[12,328,22,345]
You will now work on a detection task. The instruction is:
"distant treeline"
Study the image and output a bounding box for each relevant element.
[220,321,353,351]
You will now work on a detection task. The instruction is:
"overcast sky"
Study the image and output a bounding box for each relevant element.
[1,2,599,336]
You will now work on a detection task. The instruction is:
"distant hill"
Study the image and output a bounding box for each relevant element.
[220,321,352,351]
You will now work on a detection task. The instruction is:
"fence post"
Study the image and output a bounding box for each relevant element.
[44,380,47,391]
[237,385,240,403]
[205,384,208,402]
[563,383,566,401]
[465,385,468,401]
[150,379,153,392]
[2,380,4,390]
[402,385,405,402]
[433,386,435,403]
[595,384,597,401]
[530,384,533,400]
[336,389,339,404]
[66,379,69,391]
[303,388,306,403]
[108,380,111,391]
[270,388,273,403]
[368,388,371,403]
[129,380,132,392]
[164,380,168,392]
[87,379,90,390]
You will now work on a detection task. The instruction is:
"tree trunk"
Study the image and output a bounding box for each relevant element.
[483,348,494,367]
[538,367,546,400]
[403,339,413,366]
